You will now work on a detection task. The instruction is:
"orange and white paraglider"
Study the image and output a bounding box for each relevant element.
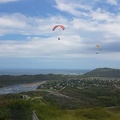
[52,25,65,40]
[97,44,101,50]
[96,44,101,54]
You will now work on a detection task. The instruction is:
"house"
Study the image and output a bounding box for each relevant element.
[22,95,30,99]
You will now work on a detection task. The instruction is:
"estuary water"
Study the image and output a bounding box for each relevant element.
[0,69,90,95]
[0,81,45,95]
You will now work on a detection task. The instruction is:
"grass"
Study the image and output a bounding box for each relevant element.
[42,107,120,120]
[1,85,120,120]
[1,97,120,120]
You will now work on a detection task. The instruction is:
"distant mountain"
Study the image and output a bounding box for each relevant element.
[82,67,120,77]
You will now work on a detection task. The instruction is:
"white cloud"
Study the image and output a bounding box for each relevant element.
[0,14,27,28]
[0,11,119,42]
[91,8,114,22]
[72,18,100,32]
[54,0,91,17]
[0,0,120,69]
[0,12,118,59]
[0,0,19,3]
[106,0,118,5]
[0,13,69,36]
[0,35,83,58]
[0,1,120,61]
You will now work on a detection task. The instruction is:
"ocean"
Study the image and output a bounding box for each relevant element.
[0,69,91,76]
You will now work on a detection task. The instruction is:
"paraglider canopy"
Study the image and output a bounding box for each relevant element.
[52,25,65,40]
[96,44,101,54]
[97,44,101,51]
[52,25,65,31]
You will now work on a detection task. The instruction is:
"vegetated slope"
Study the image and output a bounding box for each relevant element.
[1,74,120,119]
[82,67,120,77]
[0,74,69,88]
[1,91,120,120]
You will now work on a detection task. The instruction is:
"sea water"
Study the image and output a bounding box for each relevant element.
[0,69,91,76]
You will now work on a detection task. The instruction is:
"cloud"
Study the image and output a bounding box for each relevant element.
[54,0,91,17]
[91,8,114,21]
[0,0,120,61]
[0,13,69,36]
[53,0,120,40]
[0,35,83,57]
[0,0,19,3]
[0,12,119,60]
[106,0,118,5]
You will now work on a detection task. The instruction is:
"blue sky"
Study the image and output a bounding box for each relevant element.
[0,0,120,69]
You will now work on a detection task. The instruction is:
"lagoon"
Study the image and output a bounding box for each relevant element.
[0,81,45,95]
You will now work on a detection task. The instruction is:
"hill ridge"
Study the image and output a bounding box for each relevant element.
[82,67,120,77]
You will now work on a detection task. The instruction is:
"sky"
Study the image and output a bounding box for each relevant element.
[0,0,120,69]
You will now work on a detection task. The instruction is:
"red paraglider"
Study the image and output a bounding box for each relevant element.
[52,25,65,40]
[52,25,65,31]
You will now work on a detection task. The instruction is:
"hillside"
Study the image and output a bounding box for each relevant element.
[82,67,120,77]
[1,67,120,88]
[0,74,72,88]
[1,68,120,120]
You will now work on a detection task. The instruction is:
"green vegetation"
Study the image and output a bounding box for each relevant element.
[1,67,120,120]
[1,67,120,88]
[83,67,120,77]
[0,74,73,88]
[0,89,120,120]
